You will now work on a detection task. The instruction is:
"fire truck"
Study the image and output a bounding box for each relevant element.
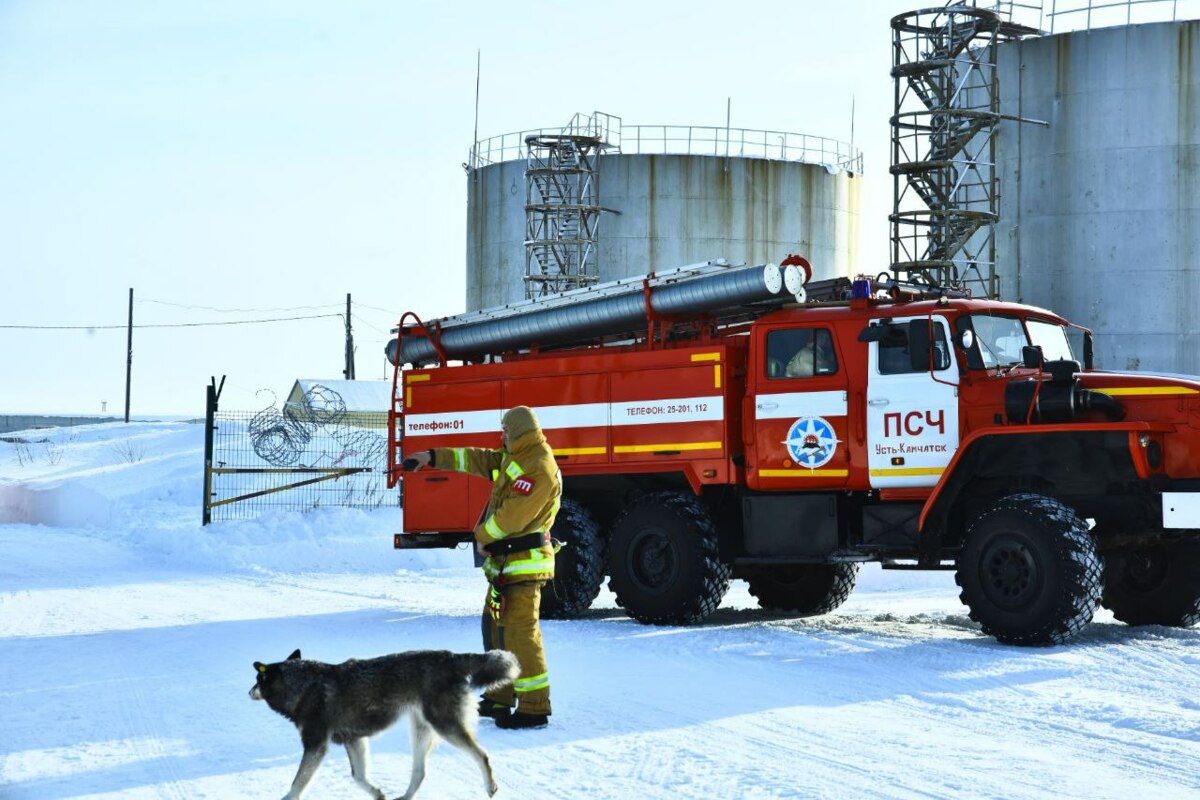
[385,258,1200,646]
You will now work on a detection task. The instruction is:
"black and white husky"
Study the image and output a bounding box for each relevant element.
[250,648,520,800]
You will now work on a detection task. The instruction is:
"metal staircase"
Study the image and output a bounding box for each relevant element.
[523,113,620,299]
[890,2,1042,297]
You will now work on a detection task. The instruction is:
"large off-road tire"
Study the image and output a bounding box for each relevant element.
[540,498,605,619]
[607,492,731,625]
[746,564,859,616]
[1101,539,1200,627]
[955,493,1102,646]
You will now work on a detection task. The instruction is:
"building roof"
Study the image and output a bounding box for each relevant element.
[286,379,392,412]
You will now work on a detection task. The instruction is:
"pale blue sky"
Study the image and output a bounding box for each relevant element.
[1,0,920,414]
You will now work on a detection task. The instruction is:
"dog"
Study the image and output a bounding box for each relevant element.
[250,648,520,800]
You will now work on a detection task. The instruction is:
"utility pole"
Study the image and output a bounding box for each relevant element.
[343,293,356,380]
[124,288,133,422]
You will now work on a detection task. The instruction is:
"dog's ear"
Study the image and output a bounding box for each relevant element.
[288,649,301,661]
[254,661,267,674]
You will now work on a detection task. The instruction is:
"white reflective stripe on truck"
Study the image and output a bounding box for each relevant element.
[405,397,724,438]
[754,390,848,420]
[1162,493,1200,528]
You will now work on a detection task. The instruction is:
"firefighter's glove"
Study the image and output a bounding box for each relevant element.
[402,450,433,472]
[486,585,504,619]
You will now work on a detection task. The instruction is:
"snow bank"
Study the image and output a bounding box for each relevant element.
[3,422,1199,800]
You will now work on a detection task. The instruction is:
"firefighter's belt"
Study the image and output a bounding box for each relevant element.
[485,531,551,555]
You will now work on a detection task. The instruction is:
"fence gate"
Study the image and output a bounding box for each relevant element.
[202,380,397,523]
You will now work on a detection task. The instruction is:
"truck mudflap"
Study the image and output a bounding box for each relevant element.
[393,532,472,549]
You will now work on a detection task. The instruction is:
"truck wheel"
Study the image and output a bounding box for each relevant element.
[607,492,731,625]
[540,498,605,619]
[955,493,1102,646]
[1101,540,1200,627]
[746,564,859,615]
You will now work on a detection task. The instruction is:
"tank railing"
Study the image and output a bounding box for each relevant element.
[1047,0,1199,32]
[964,0,1199,32]
[628,126,862,172]
[471,125,862,172]
[971,0,1047,30]
[563,111,623,150]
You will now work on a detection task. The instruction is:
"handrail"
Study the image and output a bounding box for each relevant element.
[977,0,1198,33]
[470,123,862,173]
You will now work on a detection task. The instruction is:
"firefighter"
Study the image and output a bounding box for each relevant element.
[785,333,835,377]
[405,405,560,729]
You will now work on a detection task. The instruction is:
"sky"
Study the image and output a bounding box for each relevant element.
[2,0,948,415]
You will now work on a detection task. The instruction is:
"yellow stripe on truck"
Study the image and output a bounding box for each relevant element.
[613,441,723,454]
[1094,386,1199,396]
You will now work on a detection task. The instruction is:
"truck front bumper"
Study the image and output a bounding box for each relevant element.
[1162,493,1200,528]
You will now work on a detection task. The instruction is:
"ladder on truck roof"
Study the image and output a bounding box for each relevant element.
[441,259,768,329]
[387,257,820,369]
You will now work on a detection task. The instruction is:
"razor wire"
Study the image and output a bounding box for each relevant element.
[248,385,388,469]
[209,385,395,521]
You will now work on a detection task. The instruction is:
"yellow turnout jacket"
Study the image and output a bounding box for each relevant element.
[432,429,560,583]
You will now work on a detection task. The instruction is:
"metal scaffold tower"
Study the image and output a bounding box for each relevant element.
[524,112,620,300]
[890,2,1041,297]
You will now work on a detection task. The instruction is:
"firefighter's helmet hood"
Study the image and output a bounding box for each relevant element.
[502,406,540,441]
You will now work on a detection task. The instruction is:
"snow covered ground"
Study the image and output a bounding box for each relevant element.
[2,421,1199,799]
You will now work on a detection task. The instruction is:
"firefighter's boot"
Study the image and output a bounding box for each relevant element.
[495,711,549,730]
[478,698,513,721]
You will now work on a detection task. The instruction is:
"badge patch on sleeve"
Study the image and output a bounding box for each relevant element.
[513,477,536,495]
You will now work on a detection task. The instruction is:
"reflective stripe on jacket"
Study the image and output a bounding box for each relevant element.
[431,429,560,583]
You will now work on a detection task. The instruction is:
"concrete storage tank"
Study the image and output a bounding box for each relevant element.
[993,11,1200,373]
[465,114,862,311]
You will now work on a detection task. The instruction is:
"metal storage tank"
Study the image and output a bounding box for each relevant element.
[465,114,862,311]
[993,13,1200,373]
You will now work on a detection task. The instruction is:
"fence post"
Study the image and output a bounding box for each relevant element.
[202,376,224,525]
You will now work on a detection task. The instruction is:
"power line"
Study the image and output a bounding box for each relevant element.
[1,313,342,330]
[353,301,411,319]
[350,313,394,336]
[135,297,343,314]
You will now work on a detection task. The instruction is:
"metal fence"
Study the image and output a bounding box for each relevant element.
[203,382,396,523]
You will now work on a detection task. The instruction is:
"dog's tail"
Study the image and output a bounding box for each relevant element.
[463,650,521,690]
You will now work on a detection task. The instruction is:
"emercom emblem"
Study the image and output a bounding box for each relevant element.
[784,416,840,470]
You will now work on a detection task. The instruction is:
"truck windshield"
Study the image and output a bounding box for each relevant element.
[970,315,1027,368]
[968,314,1074,368]
[1027,319,1074,362]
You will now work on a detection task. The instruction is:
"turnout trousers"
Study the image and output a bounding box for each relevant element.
[481,580,551,715]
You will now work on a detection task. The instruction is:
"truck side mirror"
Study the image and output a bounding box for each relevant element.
[1022,345,1044,369]
[857,322,888,343]
[1083,332,1094,370]
[908,319,932,372]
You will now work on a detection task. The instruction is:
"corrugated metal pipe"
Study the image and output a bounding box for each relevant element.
[386,263,794,367]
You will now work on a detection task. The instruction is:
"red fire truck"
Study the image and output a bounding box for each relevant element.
[386,261,1200,646]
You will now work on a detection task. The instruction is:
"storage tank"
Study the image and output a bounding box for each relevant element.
[994,16,1200,372]
[465,116,862,311]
